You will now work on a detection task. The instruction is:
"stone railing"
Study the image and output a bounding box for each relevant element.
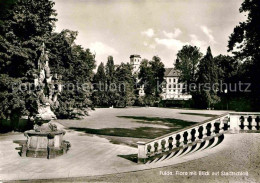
[137,112,260,162]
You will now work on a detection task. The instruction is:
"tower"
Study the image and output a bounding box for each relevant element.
[130,54,141,74]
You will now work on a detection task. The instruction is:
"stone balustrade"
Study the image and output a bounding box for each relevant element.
[137,112,260,163]
[229,112,260,133]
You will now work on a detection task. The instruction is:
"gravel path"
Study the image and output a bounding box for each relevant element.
[19,133,260,183]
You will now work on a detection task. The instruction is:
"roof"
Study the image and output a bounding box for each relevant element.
[130,54,141,58]
[164,68,180,77]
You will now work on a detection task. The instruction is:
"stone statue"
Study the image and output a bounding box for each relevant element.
[33,43,62,121]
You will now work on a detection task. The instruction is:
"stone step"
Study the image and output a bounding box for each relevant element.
[188,143,201,154]
[178,145,193,157]
[196,139,210,152]
[156,154,168,163]
[209,136,219,149]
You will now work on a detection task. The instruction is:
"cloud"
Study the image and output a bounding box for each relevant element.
[149,44,156,49]
[163,28,182,39]
[144,41,155,49]
[89,42,118,55]
[200,25,216,43]
[141,28,155,37]
[189,34,207,52]
[154,37,187,50]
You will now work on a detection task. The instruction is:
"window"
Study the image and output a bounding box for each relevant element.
[169,79,171,82]
[169,84,171,88]
[173,79,176,83]
[169,90,171,92]
[173,84,176,88]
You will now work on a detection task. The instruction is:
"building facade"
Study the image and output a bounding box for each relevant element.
[129,54,192,100]
[162,68,192,100]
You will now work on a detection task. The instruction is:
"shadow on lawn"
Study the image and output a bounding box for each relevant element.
[179,113,218,117]
[69,116,196,139]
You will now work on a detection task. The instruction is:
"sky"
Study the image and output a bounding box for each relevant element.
[54,0,246,68]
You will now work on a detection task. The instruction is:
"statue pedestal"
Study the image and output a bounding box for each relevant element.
[21,130,70,159]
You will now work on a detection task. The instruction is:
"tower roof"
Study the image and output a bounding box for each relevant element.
[130,54,141,58]
[164,68,180,77]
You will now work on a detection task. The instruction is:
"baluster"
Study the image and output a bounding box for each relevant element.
[256,116,260,130]
[187,129,192,144]
[146,144,152,157]
[194,127,200,142]
[158,140,162,152]
[251,116,257,130]
[149,143,155,155]
[244,116,249,130]
[164,138,169,151]
[154,142,159,154]
[211,122,216,136]
[172,135,177,149]
[202,125,208,139]
[219,119,224,133]
[179,132,184,147]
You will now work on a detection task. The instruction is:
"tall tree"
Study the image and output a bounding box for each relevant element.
[196,47,219,108]
[92,62,108,107]
[228,0,260,110]
[0,0,96,121]
[175,45,202,93]
[115,63,135,107]
[214,54,239,92]
[138,56,165,106]
[105,56,117,106]
[0,0,57,124]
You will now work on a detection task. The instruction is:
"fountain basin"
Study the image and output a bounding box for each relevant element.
[21,129,70,159]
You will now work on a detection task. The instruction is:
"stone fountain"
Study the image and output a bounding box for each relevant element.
[21,119,70,159]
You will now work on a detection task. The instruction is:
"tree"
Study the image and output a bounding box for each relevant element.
[228,0,260,110]
[0,0,57,78]
[0,0,57,125]
[105,56,117,106]
[115,63,135,107]
[138,56,165,106]
[0,0,96,121]
[175,45,202,93]
[196,47,219,108]
[214,54,239,92]
[92,62,109,107]
[53,34,96,118]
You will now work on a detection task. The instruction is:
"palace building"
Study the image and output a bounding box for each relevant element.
[129,54,192,100]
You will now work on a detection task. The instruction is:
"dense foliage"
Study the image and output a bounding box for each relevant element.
[92,57,135,107]
[228,0,260,111]
[0,0,96,125]
[138,56,165,106]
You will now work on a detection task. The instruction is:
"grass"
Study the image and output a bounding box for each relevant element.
[69,116,196,139]
[69,127,173,139]
[179,113,218,117]
[117,116,195,127]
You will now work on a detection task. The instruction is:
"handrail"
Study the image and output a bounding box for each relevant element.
[144,112,229,144]
[137,111,260,162]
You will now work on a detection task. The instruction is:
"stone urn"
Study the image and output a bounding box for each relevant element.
[21,122,70,159]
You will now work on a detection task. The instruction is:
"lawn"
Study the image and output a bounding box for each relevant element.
[69,116,196,139]
[179,112,218,117]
